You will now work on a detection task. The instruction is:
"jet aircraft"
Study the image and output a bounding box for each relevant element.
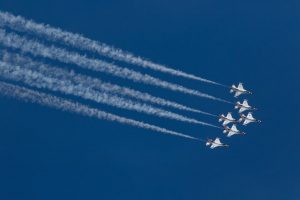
[206,138,229,149]
[223,124,246,137]
[230,83,252,97]
[239,112,261,126]
[235,99,257,113]
[219,112,237,126]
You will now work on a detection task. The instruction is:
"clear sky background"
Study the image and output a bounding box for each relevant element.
[0,0,299,199]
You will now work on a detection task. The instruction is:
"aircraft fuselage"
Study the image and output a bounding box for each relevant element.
[236,104,251,109]
[224,127,239,133]
[242,117,255,122]
[220,116,235,122]
[232,87,246,93]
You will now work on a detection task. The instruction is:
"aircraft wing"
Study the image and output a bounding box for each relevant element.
[226,113,234,120]
[222,120,231,126]
[239,107,248,113]
[231,124,238,132]
[247,113,254,120]
[227,131,236,137]
[243,119,252,125]
[242,99,249,107]
[238,83,244,90]
[214,138,221,145]
[234,91,243,97]
[210,144,219,149]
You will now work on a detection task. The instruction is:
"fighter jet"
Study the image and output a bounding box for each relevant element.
[239,112,261,126]
[223,124,246,137]
[206,137,229,149]
[230,83,252,97]
[218,112,237,126]
[235,99,257,113]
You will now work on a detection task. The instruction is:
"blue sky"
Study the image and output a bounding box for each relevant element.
[0,0,300,199]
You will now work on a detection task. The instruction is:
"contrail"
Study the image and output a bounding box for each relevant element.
[0,60,220,129]
[0,29,231,104]
[0,10,226,86]
[0,50,216,117]
[0,81,198,140]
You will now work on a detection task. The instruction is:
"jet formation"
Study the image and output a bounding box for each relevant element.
[206,82,261,149]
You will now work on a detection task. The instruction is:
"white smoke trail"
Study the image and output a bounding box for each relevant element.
[0,10,225,86]
[0,60,220,128]
[0,81,198,140]
[0,50,216,117]
[0,29,231,104]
